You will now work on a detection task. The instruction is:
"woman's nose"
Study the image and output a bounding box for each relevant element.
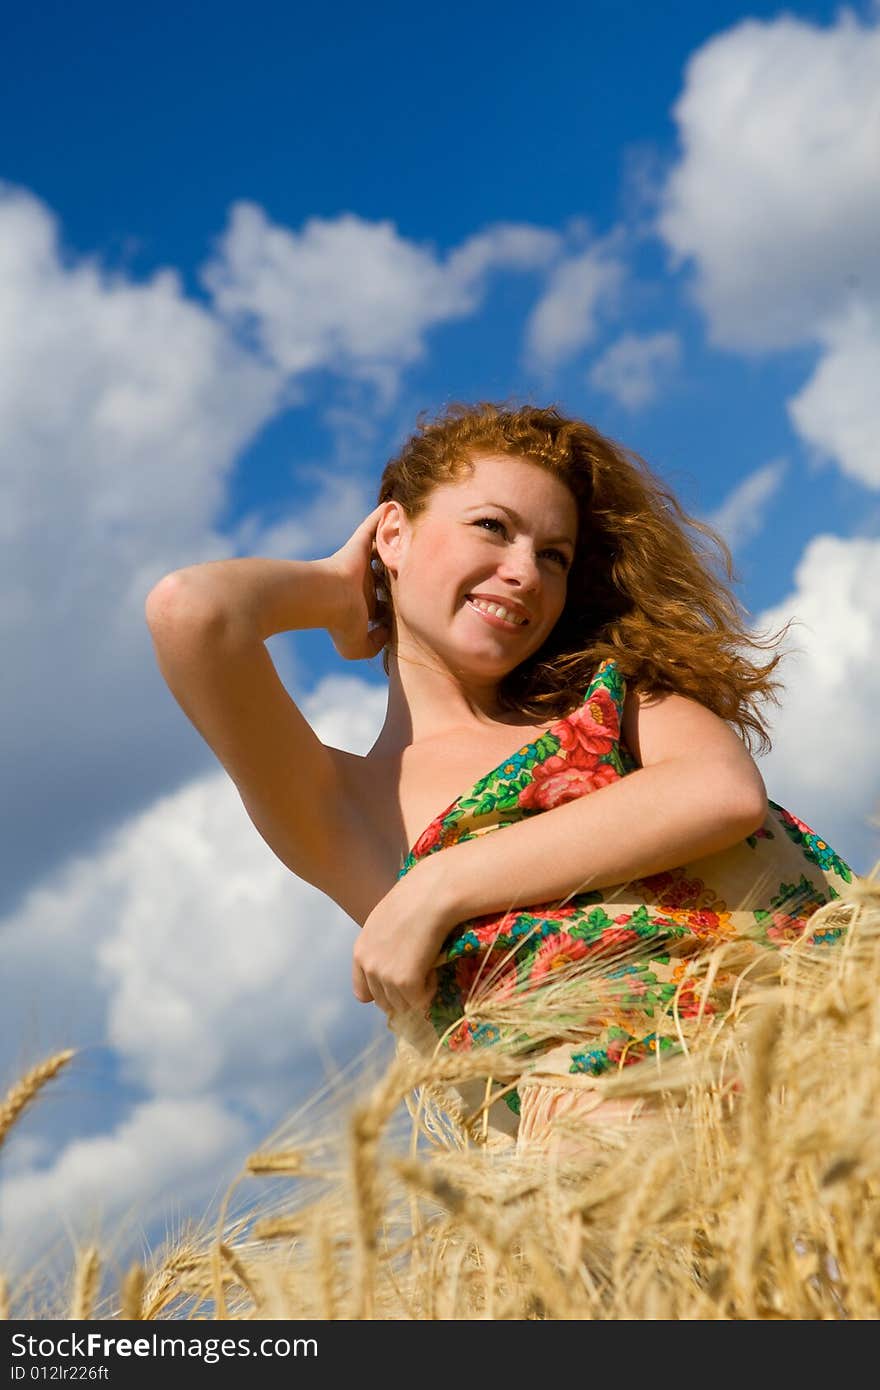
[496,544,541,589]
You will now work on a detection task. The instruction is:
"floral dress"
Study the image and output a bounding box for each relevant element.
[396,658,854,1131]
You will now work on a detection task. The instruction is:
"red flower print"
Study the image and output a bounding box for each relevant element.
[602,925,641,951]
[517,758,617,811]
[446,1019,474,1052]
[670,962,711,1018]
[605,1035,641,1068]
[533,902,578,922]
[683,908,723,939]
[413,819,443,858]
[530,932,589,979]
[557,687,620,757]
[780,807,815,837]
[766,910,809,945]
[469,918,512,949]
[638,871,676,896]
[455,952,517,1001]
[439,824,464,850]
[676,982,714,1018]
[641,872,707,911]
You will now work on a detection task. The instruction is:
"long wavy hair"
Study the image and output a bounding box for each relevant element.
[375,400,794,753]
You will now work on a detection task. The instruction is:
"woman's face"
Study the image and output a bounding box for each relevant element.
[379,453,578,683]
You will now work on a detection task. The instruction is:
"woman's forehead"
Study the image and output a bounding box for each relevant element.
[430,454,577,515]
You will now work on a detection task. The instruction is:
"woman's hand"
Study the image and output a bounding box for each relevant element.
[325,506,391,660]
[351,856,458,1018]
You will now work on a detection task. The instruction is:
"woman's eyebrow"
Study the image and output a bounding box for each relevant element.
[464,501,576,547]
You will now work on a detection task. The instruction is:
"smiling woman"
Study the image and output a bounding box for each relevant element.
[145,399,857,1153]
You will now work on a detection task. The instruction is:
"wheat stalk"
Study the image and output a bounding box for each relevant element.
[0,1050,74,1152]
[70,1247,99,1320]
[119,1264,145,1320]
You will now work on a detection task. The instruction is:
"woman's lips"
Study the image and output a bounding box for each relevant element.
[465,596,530,631]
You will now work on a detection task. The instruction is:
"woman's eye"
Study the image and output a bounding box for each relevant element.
[542,549,570,568]
[474,517,506,535]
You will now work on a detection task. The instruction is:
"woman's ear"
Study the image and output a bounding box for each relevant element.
[374,500,409,576]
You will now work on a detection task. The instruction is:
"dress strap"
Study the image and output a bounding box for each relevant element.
[583,657,627,722]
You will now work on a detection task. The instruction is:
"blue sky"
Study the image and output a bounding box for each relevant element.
[1,0,879,1282]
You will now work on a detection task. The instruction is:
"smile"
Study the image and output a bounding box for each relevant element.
[466,596,530,629]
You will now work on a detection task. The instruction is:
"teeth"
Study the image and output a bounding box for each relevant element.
[469,597,528,626]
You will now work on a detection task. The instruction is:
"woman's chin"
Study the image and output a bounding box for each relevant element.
[396,621,537,683]
[447,640,533,683]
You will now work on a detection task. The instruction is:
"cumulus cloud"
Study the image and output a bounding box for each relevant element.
[705,457,787,552]
[659,12,880,493]
[0,184,285,911]
[0,1097,248,1276]
[0,674,390,1269]
[788,304,880,490]
[202,202,561,386]
[587,330,681,409]
[0,675,388,1095]
[523,245,625,372]
[754,534,880,878]
[659,12,880,352]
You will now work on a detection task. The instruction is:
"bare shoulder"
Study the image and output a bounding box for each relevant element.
[621,685,761,774]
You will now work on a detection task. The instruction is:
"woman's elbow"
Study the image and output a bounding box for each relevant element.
[145,571,222,634]
[145,573,180,630]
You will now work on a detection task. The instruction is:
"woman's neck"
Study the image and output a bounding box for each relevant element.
[371,643,515,756]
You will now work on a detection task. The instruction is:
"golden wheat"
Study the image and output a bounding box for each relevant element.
[4,871,879,1320]
[119,1263,145,1320]
[69,1246,99,1320]
[0,1049,74,1153]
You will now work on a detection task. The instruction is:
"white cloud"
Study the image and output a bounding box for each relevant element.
[754,534,880,877]
[0,675,388,1097]
[587,330,681,409]
[202,202,561,386]
[0,675,391,1269]
[788,304,880,489]
[0,1097,248,1276]
[303,673,389,754]
[659,12,880,351]
[523,245,624,371]
[705,457,787,551]
[444,222,565,283]
[98,675,389,1099]
[0,184,285,909]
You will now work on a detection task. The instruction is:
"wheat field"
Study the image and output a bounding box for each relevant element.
[2,868,879,1321]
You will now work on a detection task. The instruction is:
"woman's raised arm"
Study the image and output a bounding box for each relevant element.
[144,509,389,896]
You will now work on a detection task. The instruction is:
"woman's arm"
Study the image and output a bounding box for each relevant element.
[145,509,389,895]
[352,689,768,1014]
[434,687,768,919]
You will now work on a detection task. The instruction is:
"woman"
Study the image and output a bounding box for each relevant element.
[146,402,855,1149]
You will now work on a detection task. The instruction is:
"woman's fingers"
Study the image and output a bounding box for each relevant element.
[352,504,386,550]
[352,959,372,1003]
[352,956,434,1018]
[365,621,390,656]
